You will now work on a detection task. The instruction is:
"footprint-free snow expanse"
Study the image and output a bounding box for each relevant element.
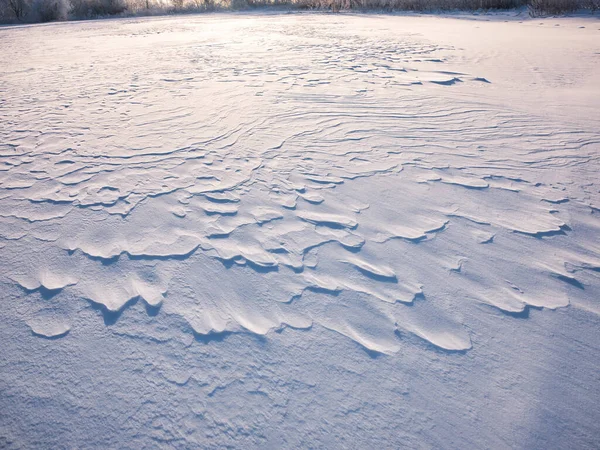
[1,12,599,448]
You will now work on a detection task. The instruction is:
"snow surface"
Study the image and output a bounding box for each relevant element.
[0,12,599,448]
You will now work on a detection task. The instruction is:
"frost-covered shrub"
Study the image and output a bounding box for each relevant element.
[1,0,67,22]
[31,0,68,21]
[0,0,30,20]
[331,0,526,10]
[0,2,7,20]
[1,0,595,26]
[69,0,126,17]
[230,0,248,8]
[190,0,216,10]
[584,0,599,11]
[297,0,595,12]
[528,0,578,14]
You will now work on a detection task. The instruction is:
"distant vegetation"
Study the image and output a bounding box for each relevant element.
[0,0,597,24]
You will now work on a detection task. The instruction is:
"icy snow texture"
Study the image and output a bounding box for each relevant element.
[0,13,599,449]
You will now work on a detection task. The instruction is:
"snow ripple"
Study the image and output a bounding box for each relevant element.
[1,15,599,354]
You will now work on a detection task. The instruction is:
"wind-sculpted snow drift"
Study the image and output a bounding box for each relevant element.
[1,13,600,449]
[1,14,599,356]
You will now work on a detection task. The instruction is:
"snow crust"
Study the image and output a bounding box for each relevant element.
[0,13,599,448]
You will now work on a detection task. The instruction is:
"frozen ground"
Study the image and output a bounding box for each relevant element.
[1,12,600,448]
